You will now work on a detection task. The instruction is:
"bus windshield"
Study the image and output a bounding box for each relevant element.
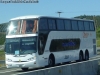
[7,19,38,35]
[5,36,37,55]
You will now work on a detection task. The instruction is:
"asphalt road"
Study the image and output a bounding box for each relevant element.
[0,55,100,75]
[0,47,100,75]
[0,60,5,64]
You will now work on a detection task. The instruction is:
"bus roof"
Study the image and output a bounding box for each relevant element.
[10,15,41,20]
[10,15,94,22]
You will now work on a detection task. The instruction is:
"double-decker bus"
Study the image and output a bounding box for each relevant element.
[5,15,96,71]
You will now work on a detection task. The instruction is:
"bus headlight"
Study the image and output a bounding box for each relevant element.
[27,57,36,61]
[6,58,12,62]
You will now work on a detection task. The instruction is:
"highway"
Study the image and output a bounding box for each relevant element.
[0,47,100,75]
[0,55,100,75]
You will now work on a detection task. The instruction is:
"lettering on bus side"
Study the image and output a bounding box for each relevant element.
[65,55,69,59]
[62,41,75,47]
[49,39,80,52]
[83,32,89,38]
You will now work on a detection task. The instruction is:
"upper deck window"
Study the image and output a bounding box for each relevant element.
[39,18,48,30]
[21,19,38,34]
[64,19,71,30]
[78,21,84,30]
[48,19,56,30]
[84,21,90,31]
[7,18,38,35]
[90,22,95,30]
[72,20,78,30]
[56,19,64,30]
[7,20,21,35]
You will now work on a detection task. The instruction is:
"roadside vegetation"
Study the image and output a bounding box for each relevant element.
[0,50,5,60]
[97,28,100,47]
[0,50,5,67]
[0,32,6,45]
[0,33,5,61]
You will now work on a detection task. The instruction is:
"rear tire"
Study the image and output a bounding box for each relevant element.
[85,51,89,60]
[79,52,83,62]
[21,68,28,71]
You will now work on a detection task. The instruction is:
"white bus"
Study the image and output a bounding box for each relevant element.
[5,15,96,71]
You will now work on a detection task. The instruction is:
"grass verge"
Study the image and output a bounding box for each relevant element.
[97,40,100,47]
[0,64,5,67]
[0,50,5,68]
[0,32,6,45]
[0,50,5,60]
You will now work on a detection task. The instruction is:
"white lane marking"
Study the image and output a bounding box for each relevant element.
[10,67,50,75]
[90,55,100,59]
[1,56,100,75]
[11,58,100,75]
[0,69,20,73]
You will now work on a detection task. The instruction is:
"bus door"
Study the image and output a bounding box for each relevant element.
[37,37,47,67]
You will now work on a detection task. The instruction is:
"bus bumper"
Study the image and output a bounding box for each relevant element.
[6,61,38,68]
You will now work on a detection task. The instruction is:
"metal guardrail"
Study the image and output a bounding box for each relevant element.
[0,45,4,50]
[97,47,100,50]
[0,60,5,64]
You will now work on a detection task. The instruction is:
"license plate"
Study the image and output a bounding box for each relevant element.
[19,64,22,67]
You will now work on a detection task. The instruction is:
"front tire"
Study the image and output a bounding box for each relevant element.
[48,57,54,67]
[79,52,83,62]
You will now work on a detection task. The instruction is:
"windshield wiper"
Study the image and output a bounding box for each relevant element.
[5,53,14,55]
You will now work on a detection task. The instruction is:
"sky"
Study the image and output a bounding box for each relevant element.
[0,0,100,23]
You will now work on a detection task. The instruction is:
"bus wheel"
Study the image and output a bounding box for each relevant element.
[48,55,55,67]
[79,51,83,61]
[85,51,89,60]
[21,68,28,71]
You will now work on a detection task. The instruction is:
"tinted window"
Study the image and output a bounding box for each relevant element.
[64,20,71,30]
[49,39,80,52]
[78,21,84,30]
[90,22,95,30]
[39,18,48,30]
[26,20,34,33]
[84,21,90,30]
[7,20,21,35]
[48,19,56,30]
[56,19,64,30]
[72,20,78,30]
